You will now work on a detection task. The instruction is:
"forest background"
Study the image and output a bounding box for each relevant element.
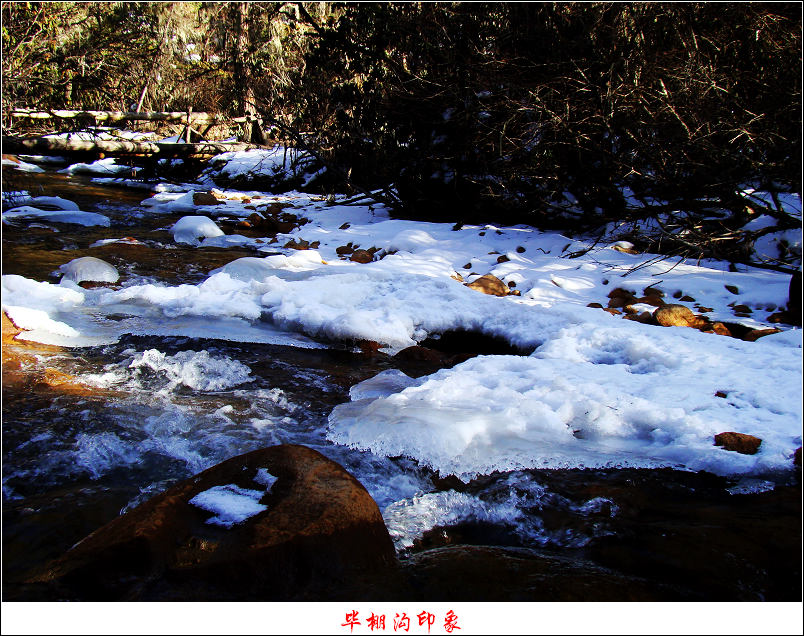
[2,1,801,271]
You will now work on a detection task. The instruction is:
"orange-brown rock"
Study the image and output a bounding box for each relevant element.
[607,288,638,308]
[193,191,221,206]
[27,445,397,601]
[711,323,733,337]
[643,287,665,298]
[284,238,319,250]
[714,432,762,455]
[654,304,698,327]
[350,249,374,264]
[742,328,781,342]
[587,302,604,309]
[465,274,509,297]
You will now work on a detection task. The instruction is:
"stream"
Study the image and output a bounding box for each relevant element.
[2,167,801,601]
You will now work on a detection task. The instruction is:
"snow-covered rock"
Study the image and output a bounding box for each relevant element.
[172,215,225,245]
[59,257,119,285]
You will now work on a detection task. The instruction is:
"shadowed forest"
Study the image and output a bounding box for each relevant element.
[3,2,801,268]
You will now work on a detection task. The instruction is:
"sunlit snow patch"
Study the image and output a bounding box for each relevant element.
[189,484,268,527]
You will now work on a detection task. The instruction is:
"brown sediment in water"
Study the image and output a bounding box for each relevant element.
[2,311,112,397]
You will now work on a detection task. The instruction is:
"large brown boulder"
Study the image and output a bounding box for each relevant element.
[27,444,397,600]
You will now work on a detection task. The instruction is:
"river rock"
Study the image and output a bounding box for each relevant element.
[350,248,374,263]
[607,288,638,308]
[654,304,698,327]
[400,545,686,601]
[28,444,397,601]
[465,274,509,297]
[714,432,762,455]
[742,328,781,342]
[192,191,221,206]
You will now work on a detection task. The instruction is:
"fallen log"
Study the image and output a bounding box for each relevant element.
[7,109,240,125]
[2,135,257,159]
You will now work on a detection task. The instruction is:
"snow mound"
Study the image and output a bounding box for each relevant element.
[2,206,110,227]
[59,257,119,284]
[172,215,225,245]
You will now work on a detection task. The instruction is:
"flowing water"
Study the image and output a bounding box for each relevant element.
[2,168,800,601]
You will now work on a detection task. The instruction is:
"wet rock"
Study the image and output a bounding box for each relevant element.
[401,544,687,601]
[714,432,762,455]
[496,254,510,264]
[192,191,221,206]
[654,304,698,327]
[587,302,604,309]
[725,284,740,295]
[465,274,509,297]
[27,445,397,601]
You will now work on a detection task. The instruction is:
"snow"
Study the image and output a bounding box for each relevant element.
[59,158,139,176]
[189,484,268,527]
[3,149,801,484]
[328,325,801,479]
[2,205,110,227]
[200,146,315,183]
[171,215,225,245]
[59,257,120,284]
[2,156,45,172]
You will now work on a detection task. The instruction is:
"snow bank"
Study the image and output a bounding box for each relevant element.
[2,206,110,227]
[328,324,802,479]
[59,158,139,176]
